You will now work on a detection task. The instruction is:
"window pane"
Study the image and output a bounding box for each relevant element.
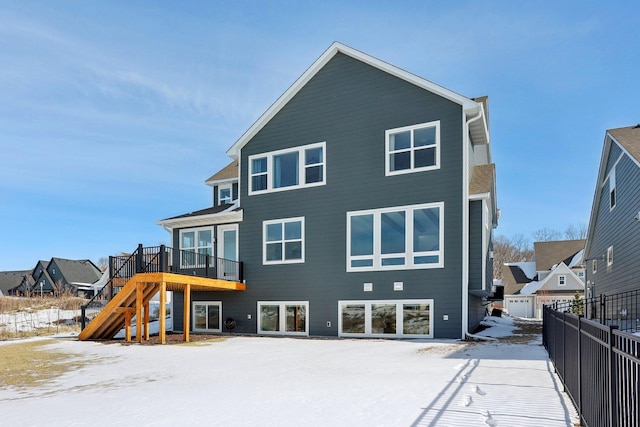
[350,215,373,256]
[351,259,373,268]
[219,188,231,203]
[414,208,439,252]
[414,147,436,168]
[305,165,323,183]
[414,255,439,264]
[342,304,365,334]
[266,223,282,242]
[286,305,306,333]
[252,174,267,191]
[260,305,280,332]
[182,232,195,249]
[284,241,302,260]
[284,221,301,240]
[371,304,396,334]
[194,304,207,329]
[266,243,282,261]
[305,147,323,165]
[207,305,220,330]
[389,131,410,151]
[273,152,299,188]
[252,157,267,173]
[390,152,411,171]
[414,127,436,147]
[381,211,405,254]
[403,304,430,335]
[198,230,212,247]
[382,257,405,266]
[182,250,196,267]
[222,230,237,261]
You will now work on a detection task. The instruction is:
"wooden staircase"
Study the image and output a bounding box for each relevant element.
[79,272,245,343]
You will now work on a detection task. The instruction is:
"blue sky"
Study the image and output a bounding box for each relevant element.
[1,1,639,270]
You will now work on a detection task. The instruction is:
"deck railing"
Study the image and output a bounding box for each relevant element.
[80,244,243,330]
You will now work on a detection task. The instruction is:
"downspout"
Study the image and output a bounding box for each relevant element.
[462,107,484,340]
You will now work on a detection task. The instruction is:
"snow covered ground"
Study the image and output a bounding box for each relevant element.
[0,306,79,333]
[0,315,578,426]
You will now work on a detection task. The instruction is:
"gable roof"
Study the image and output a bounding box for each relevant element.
[51,258,102,285]
[586,125,640,256]
[534,239,586,272]
[519,263,584,295]
[502,262,536,295]
[205,160,238,185]
[0,270,29,295]
[226,42,488,159]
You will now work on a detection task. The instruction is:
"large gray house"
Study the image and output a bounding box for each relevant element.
[157,42,498,339]
[585,125,640,298]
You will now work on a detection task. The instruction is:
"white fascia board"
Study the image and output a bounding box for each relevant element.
[205,177,238,188]
[227,42,481,158]
[156,209,243,231]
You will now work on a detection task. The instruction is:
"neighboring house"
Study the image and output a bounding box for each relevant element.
[0,270,30,296]
[585,125,640,298]
[3,258,102,297]
[157,42,498,339]
[503,240,585,318]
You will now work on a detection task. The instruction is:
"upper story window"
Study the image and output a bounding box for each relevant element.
[609,168,616,210]
[249,142,325,195]
[558,275,566,286]
[263,217,305,264]
[385,121,440,176]
[347,202,444,272]
[180,227,213,268]
[218,185,232,205]
[607,246,614,266]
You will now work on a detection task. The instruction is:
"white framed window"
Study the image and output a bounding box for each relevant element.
[558,275,566,286]
[257,301,308,336]
[249,142,325,195]
[218,184,232,205]
[607,246,614,266]
[338,299,433,338]
[192,301,221,333]
[263,217,305,264]
[180,227,213,268]
[609,168,616,210]
[347,202,443,271]
[385,121,440,176]
[592,259,597,274]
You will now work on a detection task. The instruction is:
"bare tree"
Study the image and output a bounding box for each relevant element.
[97,257,109,272]
[532,227,562,242]
[564,223,588,240]
[493,234,533,280]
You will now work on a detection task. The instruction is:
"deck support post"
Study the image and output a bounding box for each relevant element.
[136,282,143,343]
[159,281,167,344]
[144,300,150,341]
[183,283,191,342]
[124,310,132,342]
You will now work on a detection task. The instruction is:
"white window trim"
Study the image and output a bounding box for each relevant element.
[607,246,614,266]
[218,184,233,205]
[558,275,566,286]
[385,120,440,176]
[338,299,434,338]
[248,142,326,195]
[192,301,222,333]
[179,227,214,268]
[263,217,305,265]
[257,301,309,336]
[346,202,444,272]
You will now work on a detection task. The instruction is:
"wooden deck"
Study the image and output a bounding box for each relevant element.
[78,272,245,344]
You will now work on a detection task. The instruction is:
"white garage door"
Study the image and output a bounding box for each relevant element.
[506,297,532,318]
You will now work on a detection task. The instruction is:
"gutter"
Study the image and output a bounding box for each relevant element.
[462,107,485,340]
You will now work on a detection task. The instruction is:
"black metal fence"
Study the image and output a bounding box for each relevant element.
[543,305,640,427]
[553,289,640,334]
[80,244,243,330]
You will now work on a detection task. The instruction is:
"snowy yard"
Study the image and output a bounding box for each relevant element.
[0,316,578,426]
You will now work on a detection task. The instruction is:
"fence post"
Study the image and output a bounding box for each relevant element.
[561,310,566,392]
[81,306,86,330]
[205,256,210,278]
[108,255,114,300]
[608,326,619,427]
[136,244,144,273]
[239,262,244,283]
[577,315,582,419]
[600,294,606,325]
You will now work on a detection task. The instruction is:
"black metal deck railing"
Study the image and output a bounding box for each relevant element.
[80,244,243,330]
